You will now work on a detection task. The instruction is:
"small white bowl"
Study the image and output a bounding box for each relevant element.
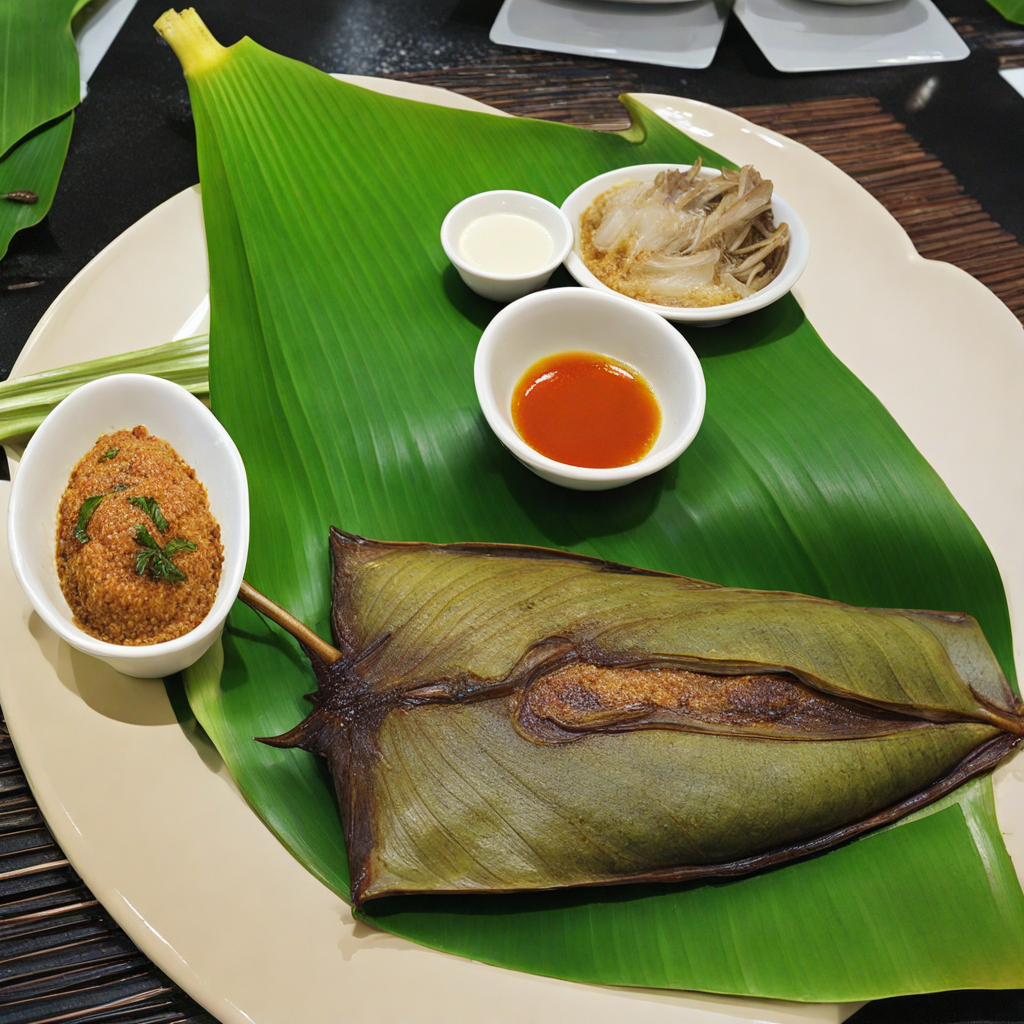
[7,373,249,679]
[474,288,705,490]
[561,163,809,328]
[441,190,573,303]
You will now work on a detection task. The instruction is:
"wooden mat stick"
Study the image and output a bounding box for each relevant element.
[238,580,342,664]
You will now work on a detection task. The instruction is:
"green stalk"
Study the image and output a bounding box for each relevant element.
[0,335,209,447]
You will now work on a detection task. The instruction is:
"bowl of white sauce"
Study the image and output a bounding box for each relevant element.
[441,190,573,303]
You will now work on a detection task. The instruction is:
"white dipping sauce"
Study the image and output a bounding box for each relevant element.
[457,213,554,276]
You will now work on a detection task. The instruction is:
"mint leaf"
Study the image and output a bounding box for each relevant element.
[131,523,193,583]
[128,495,169,532]
[164,537,197,557]
[130,523,160,550]
[148,553,187,584]
[74,494,105,544]
[135,548,159,576]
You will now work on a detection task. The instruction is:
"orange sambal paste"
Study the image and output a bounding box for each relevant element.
[511,351,661,469]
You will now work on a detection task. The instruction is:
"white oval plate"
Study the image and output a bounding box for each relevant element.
[2,80,1022,1024]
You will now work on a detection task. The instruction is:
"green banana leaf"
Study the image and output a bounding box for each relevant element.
[164,13,1024,1000]
[985,0,1024,25]
[0,0,83,156]
[0,113,73,259]
[0,0,89,259]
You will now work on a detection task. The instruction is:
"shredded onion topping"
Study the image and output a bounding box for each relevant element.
[580,160,790,308]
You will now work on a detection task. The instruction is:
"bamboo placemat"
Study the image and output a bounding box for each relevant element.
[951,14,1024,68]
[732,96,1024,323]
[1,86,1022,1024]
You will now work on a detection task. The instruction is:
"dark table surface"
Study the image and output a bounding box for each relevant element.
[1,1,1023,1021]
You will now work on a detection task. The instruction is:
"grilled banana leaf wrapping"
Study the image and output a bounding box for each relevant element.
[265,530,1023,906]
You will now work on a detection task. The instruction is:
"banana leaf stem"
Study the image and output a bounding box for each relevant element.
[237,580,342,664]
[155,9,227,78]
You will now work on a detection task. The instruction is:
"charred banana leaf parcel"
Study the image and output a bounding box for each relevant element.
[266,532,1023,906]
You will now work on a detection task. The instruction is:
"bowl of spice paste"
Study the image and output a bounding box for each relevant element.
[474,288,705,490]
[8,374,249,678]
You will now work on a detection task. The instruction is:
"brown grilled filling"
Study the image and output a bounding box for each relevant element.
[513,662,925,744]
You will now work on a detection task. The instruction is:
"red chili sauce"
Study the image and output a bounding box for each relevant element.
[511,351,662,469]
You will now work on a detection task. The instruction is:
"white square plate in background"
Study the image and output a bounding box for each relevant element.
[733,0,969,73]
[491,0,730,70]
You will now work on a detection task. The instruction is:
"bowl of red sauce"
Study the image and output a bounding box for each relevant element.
[474,288,706,490]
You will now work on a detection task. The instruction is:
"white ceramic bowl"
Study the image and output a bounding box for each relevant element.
[561,163,810,328]
[441,190,574,303]
[7,373,249,679]
[474,288,705,490]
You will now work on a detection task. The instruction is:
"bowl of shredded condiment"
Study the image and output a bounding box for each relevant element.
[561,161,809,327]
[7,374,249,679]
